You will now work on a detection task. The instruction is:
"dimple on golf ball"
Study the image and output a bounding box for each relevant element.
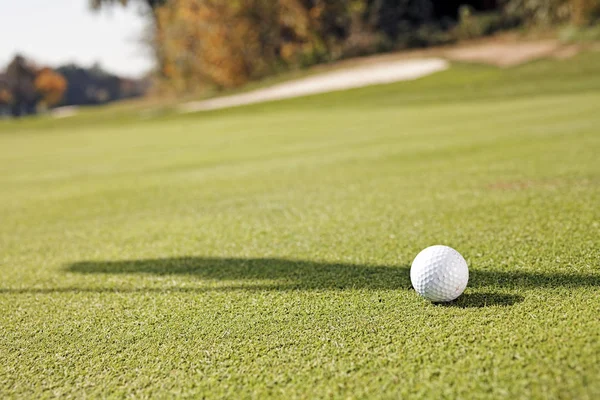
[410,245,469,302]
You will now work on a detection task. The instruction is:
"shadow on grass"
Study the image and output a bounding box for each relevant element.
[1,257,598,298]
[0,287,225,295]
[65,257,599,290]
[436,293,525,308]
[67,257,412,291]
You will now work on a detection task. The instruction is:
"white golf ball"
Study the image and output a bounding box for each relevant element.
[410,245,469,302]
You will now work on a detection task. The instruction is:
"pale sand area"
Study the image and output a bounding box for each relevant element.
[179,58,450,113]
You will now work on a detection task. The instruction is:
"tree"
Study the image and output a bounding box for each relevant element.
[0,73,12,116]
[34,68,68,108]
[88,0,600,96]
[5,55,38,117]
[0,74,11,103]
[153,0,357,91]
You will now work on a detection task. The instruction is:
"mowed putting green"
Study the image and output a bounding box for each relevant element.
[1,52,599,398]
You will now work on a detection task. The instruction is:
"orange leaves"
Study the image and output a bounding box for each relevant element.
[152,0,360,93]
[156,0,270,91]
[0,88,11,105]
[34,68,67,107]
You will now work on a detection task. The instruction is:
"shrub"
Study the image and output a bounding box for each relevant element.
[455,5,520,40]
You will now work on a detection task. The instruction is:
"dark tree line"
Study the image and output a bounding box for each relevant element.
[56,64,150,107]
[0,55,149,118]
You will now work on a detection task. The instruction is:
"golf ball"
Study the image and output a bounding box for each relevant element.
[410,245,469,302]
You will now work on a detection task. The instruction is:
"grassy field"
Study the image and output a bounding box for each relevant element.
[1,52,599,399]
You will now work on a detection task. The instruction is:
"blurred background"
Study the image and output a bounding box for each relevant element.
[1,0,600,118]
[2,3,600,397]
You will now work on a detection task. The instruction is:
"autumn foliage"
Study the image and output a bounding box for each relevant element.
[155,0,366,92]
[35,68,68,107]
[0,55,68,117]
[86,0,600,95]
[90,0,600,95]
[0,82,11,106]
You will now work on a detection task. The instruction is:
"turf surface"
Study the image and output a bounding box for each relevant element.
[1,53,599,399]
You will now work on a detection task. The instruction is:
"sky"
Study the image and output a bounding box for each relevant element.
[0,0,153,78]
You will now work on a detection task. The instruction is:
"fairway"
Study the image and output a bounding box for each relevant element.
[1,53,599,398]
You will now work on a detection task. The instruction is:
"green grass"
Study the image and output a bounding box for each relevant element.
[560,24,600,43]
[1,52,599,399]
